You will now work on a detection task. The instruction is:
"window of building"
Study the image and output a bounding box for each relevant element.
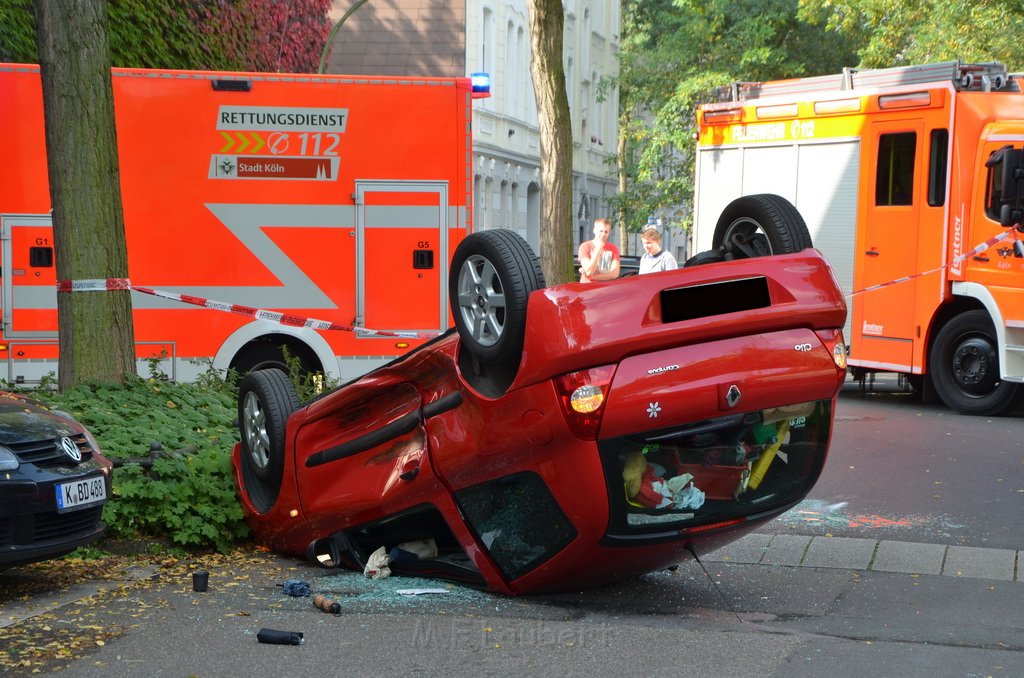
[581,9,591,73]
[509,182,519,231]
[565,55,575,116]
[875,132,916,206]
[505,21,516,115]
[481,7,494,109]
[517,25,526,121]
[500,180,510,228]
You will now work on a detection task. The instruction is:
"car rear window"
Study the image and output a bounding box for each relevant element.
[661,276,770,323]
[600,399,831,539]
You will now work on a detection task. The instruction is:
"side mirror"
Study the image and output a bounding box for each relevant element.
[987,146,1024,226]
[1000,203,1024,228]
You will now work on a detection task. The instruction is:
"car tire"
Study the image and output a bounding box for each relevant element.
[929,310,1022,416]
[712,194,813,257]
[681,249,726,268]
[449,229,545,368]
[237,369,300,506]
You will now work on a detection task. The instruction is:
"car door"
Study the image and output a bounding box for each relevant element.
[293,381,435,521]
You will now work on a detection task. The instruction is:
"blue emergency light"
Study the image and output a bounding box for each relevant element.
[471,72,491,99]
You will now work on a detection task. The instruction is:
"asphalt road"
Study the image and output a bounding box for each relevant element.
[774,375,1024,550]
[1,379,1022,677]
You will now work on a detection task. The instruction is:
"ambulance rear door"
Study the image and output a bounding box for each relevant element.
[355,180,450,337]
[1,214,57,340]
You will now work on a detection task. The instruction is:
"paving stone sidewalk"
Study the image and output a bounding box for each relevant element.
[707,532,1022,582]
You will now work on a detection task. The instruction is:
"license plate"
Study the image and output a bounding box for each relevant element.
[55,476,107,512]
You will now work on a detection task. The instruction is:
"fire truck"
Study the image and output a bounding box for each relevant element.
[693,61,1024,416]
[0,64,480,385]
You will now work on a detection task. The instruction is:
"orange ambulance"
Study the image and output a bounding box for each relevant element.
[0,64,479,385]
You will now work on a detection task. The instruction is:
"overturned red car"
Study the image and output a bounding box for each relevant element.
[232,196,848,595]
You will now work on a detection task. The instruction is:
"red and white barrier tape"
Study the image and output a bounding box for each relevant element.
[55,279,426,339]
[55,278,132,292]
[845,229,1016,298]
[53,228,1021,330]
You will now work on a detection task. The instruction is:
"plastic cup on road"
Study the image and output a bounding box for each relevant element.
[192,570,209,592]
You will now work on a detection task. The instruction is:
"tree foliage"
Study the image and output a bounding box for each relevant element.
[1,0,331,72]
[614,0,861,236]
[798,0,1024,69]
[615,0,1024,239]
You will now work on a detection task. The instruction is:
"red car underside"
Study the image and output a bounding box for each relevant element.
[233,249,847,594]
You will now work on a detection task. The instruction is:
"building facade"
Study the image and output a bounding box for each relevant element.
[326,0,620,254]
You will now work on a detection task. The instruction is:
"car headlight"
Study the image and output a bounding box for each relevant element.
[80,426,101,455]
[0,445,18,471]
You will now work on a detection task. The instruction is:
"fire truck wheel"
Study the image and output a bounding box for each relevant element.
[449,229,545,367]
[713,194,813,258]
[232,342,319,377]
[929,310,1022,415]
[237,368,300,504]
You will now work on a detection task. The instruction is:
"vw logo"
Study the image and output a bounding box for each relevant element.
[59,436,82,463]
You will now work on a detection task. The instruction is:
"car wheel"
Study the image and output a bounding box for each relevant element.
[713,194,813,257]
[929,310,1022,415]
[238,369,299,499]
[449,229,545,367]
[681,249,727,268]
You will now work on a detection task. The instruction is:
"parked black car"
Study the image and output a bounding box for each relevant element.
[0,392,112,569]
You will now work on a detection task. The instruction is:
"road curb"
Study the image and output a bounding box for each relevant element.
[706,533,1023,583]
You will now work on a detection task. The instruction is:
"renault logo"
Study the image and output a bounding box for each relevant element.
[725,384,742,408]
[59,436,82,463]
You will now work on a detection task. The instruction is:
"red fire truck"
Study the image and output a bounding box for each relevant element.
[694,61,1024,415]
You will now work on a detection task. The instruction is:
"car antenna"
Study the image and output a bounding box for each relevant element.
[686,545,744,624]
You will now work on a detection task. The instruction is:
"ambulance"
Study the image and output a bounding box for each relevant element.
[693,61,1024,415]
[0,64,481,385]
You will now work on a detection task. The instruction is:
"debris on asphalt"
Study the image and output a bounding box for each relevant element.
[363,546,391,580]
[396,588,450,596]
[281,579,312,597]
[312,593,341,614]
[256,628,304,645]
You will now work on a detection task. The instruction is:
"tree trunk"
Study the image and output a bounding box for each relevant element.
[526,0,574,285]
[33,0,136,389]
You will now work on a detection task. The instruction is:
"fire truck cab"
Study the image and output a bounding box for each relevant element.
[694,61,1024,416]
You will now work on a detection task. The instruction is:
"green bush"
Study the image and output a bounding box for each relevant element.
[24,348,335,552]
[37,375,247,552]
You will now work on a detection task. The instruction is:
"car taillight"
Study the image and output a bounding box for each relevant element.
[816,329,848,370]
[554,365,615,440]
